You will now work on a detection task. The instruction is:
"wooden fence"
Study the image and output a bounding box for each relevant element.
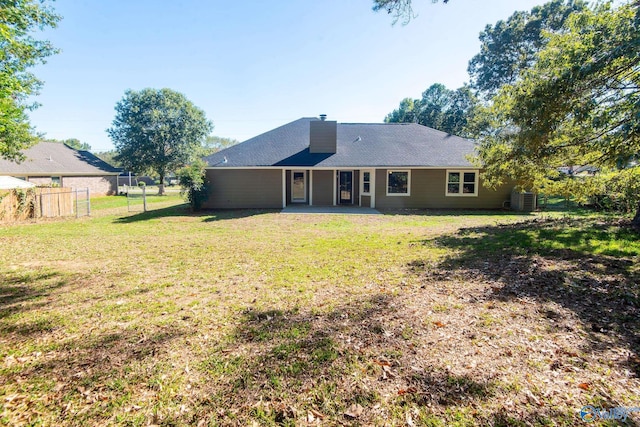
[0,188,90,223]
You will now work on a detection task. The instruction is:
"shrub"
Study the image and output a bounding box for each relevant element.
[177,161,209,211]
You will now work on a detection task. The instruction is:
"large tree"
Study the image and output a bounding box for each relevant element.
[467,0,587,97]
[475,2,640,224]
[385,83,477,137]
[0,0,60,160]
[107,88,213,195]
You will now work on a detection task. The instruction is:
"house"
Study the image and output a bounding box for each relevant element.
[0,142,121,195]
[203,116,512,210]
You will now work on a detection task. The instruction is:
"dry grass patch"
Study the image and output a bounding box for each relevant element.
[1,205,638,425]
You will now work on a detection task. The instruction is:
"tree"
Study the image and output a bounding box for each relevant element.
[107,88,213,195]
[372,0,448,24]
[0,0,60,160]
[385,83,477,137]
[44,138,91,151]
[94,150,121,168]
[475,2,640,224]
[467,0,588,97]
[198,135,239,158]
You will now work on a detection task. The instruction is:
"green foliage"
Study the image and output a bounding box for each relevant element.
[581,167,640,213]
[468,0,587,97]
[94,150,121,168]
[0,0,60,161]
[177,160,209,211]
[107,88,213,195]
[43,138,91,151]
[198,135,239,158]
[475,2,640,221]
[385,83,477,137]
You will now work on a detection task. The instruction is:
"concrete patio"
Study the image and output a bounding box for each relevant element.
[280,205,381,215]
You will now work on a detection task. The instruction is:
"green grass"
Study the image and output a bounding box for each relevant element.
[1,201,638,425]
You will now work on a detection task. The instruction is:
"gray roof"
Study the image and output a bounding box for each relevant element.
[0,142,121,175]
[205,117,476,168]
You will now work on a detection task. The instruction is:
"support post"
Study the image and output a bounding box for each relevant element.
[142,185,147,212]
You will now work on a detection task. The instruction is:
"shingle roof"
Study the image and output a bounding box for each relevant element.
[204,117,476,168]
[0,142,121,175]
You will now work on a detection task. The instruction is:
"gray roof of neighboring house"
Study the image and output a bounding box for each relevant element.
[204,117,477,168]
[0,142,121,175]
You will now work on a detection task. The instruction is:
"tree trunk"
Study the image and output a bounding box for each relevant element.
[633,201,640,228]
[158,171,165,196]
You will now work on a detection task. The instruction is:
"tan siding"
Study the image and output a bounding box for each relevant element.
[309,121,337,154]
[375,169,512,209]
[312,170,334,206]
[353,170,359,204]
[204,169,283,209]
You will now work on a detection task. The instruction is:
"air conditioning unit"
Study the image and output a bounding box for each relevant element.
[511,190,537,212]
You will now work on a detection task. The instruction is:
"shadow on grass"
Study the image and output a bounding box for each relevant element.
[195,294,512,425]
[2,324,186,425]
[113,205,277,223]
[379,208,536,218]
[417,217,640,373]
[0,270,68,322]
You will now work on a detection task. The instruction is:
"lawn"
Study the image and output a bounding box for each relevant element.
[1,200,639,426]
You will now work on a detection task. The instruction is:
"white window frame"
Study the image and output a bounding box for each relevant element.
[445,169,479,197]
[291,170,307,203]
[361,170,372,195]
[386,169,411,196]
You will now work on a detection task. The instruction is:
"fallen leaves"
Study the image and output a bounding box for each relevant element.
[344,403,364,419]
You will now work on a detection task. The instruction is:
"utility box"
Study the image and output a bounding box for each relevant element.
[511,190,537,212]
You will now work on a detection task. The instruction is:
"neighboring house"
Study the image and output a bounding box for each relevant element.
[0,175,36,189]
[203,116,513,209]
[0,142,121,195]
[558,165,599,177]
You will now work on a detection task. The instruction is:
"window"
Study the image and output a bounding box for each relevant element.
[446,170,478,196]
[386,170,410,196]
[291,170,306,203]
[51,176,61,187]
[361,171,371,195]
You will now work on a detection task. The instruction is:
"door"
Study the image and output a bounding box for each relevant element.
[291,170,306,203]
[338,171,353,204]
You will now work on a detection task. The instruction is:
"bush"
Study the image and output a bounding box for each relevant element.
[177,161,209,211]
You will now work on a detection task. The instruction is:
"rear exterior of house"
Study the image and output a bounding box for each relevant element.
[0,142,121,195]
[203,117,513,210]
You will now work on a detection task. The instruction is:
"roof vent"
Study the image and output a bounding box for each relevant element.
[354,136,362,142]
[319,114,327,121]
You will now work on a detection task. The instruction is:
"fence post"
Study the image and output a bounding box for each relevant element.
[75,189,79,218]
[143,185,147,212]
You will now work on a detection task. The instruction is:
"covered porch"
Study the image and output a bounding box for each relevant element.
[282,168,375,208]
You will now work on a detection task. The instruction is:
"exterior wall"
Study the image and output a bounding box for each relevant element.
[312,170,334,206]
[27,176,54,186]
[309,121,337,154]
[374,169,512,209]
[62,176,117,195]
[27,175,117,195]
[204,169,283,209]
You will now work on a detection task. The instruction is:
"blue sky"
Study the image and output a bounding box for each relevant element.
[28,0,545,152]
